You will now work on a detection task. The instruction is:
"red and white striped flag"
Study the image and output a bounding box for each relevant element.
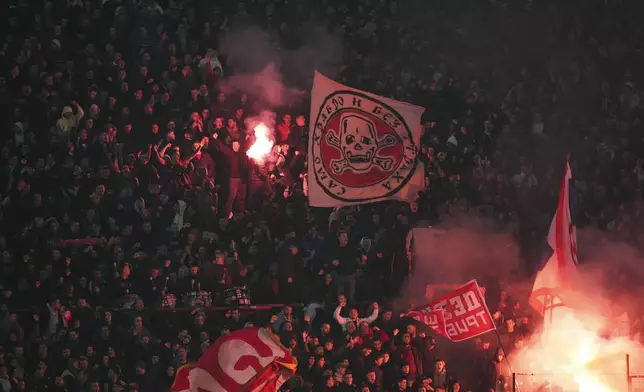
[547,159,578,270]
[171,328,298,392]
[530,159,579,314]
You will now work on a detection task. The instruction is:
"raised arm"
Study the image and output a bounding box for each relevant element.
[211,133,231,155]
[153,144,167,166]
[159,143,171,157]
[183,141,206,166]
[333,303,349,326]
[361,302,380,324]
[73,101,85,123]
[272,312,287,333]
[141,145,152,165]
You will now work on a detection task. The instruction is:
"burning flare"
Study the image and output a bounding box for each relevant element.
[246,123,274,164]
[512,307,641,392]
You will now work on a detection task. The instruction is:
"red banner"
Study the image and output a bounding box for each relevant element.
[171,328,297,392]
[403,280,495,342]
[402,308,447,337]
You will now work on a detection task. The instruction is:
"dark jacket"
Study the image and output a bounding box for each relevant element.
[214,138,250,180]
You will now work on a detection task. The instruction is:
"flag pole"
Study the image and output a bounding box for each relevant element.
[493,327,521,392]
[544,294,553,327]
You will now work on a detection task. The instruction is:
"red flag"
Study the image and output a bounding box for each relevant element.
[171,327,297,392]
[403,280,495,342]
[530,159,579,314]
[402,308,447,337]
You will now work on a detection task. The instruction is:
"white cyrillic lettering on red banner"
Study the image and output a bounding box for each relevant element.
[402,280,495,342]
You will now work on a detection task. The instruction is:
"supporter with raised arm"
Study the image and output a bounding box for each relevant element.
[1,0,640,390]
[212,132,249,219]
[55,101,85,138]
[334,300,380,332]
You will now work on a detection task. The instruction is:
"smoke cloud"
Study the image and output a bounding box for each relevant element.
[402,207,644,309]
[575,228,644,314]
[401,211,644,388]
[244,110,277,136]
[221,64,307,109]
[401,208,521,307]
[217,23,344,108]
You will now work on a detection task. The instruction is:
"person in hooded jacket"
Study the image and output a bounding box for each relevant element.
[55,101,85,138]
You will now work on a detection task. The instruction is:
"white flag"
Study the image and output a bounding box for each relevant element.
[307,72,425,207]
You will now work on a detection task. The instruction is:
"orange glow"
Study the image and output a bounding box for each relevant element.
[512,307,640,392]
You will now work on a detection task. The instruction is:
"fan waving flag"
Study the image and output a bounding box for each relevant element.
[530,158,580,314]
[547,159,578,269]
[402,280,495,342]
[308,71,425,207]
[171,328,297,392]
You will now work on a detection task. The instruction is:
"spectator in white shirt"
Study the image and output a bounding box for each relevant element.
[334,301,379,331]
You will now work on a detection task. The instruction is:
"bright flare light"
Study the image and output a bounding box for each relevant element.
[246,123,274,164]
[512,307,641,392]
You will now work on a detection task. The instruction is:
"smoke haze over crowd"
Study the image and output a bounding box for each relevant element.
[402,212,644,313]
[218,23,344,108]
[401,210,521,304]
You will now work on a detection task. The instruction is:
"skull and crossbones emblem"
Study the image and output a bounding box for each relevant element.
[326,113,398,174]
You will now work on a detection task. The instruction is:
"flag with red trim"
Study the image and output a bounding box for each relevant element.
[530,158,580,314]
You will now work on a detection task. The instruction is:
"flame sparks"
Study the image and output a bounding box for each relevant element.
[246,123,274,164]
[511,307,641,392]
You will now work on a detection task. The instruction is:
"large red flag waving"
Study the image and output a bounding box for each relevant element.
[171,327,298,392]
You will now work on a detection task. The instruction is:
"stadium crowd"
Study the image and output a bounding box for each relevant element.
[2,0,644,391]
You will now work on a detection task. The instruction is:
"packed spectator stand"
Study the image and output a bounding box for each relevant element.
[2,0,644,391]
